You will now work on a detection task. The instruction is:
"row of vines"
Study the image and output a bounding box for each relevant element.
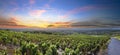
[0,30,110,55]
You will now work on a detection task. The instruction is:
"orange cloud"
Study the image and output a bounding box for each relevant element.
[0,16,28,28]
[0,16,72,28]
[10,17,19,23]
[48,22,71,28]
[10,16,51,28]
[26,21,50,28]
[10,16,71,28]
[29,10,46,17]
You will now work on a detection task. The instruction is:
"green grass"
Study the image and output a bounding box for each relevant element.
[0,30,110,55]
[115,35,120,40]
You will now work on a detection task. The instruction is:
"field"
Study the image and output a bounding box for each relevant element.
[0,30,110,55]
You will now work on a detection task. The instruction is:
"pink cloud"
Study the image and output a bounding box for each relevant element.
[43,0,54,8]
[60,6,94,19]
[29,10,46,17]
[59,16,68,19]
[44,4,50,8]
[30,0,35,4]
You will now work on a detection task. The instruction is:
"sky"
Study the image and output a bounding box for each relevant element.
[0,0,120,28]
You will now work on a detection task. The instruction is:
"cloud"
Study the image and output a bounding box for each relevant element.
[54,22,71,25]
[59,16,68,19]
[29,10,46,17]
[0,16,27,28]
[8,16,51,28]
[60,6,94,19]
[10,16,20,23]
[44,4,50,8]
[0,16,14,25]
[42,0,54,9]
[30,0,35,4]
[71,17,120,27]
[48,22,71,28]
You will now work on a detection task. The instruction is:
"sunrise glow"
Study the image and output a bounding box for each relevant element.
[0,0,120,28]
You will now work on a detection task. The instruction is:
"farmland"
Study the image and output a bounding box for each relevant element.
[0,30,110,55]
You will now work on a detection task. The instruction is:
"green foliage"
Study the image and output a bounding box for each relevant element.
[0,49,8,55]
[0,30,110,55]
[45,45,57,55]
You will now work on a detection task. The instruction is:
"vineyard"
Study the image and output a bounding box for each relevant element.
[0,30,110,55]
